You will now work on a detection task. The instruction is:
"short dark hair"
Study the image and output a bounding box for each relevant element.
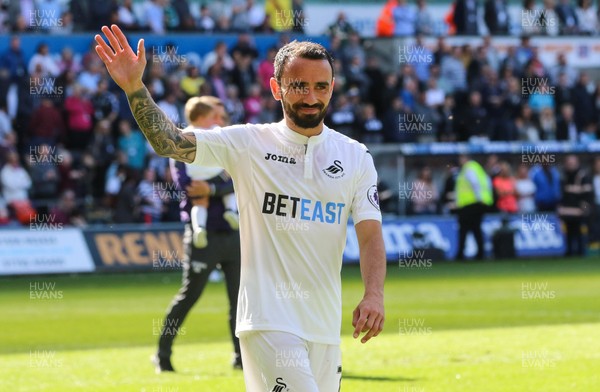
[274,41,334,84]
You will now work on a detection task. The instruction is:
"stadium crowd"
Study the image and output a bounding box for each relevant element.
[0,0,599,237]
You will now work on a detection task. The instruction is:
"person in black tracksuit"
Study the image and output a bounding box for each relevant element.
[153,98,241,372]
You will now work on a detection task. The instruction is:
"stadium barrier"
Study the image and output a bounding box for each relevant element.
[1,214,566,276]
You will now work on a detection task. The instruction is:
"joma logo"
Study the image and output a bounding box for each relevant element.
[265,153,297,164]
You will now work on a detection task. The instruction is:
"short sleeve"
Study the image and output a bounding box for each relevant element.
[190,124,250,174]
[351,151,382,224]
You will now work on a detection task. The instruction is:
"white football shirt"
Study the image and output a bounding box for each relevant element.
[190,120,381,344]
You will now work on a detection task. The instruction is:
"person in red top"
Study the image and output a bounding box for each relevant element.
[64,84,94,150]
[29,98,66,146]
[493,161,518,213]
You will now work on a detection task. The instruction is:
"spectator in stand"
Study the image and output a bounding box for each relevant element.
[550,53,577,88]
[571,72,595,131]
[327,93,358,139]
[246,0,266,31]
[530,163,561,211]
[579,123,597,142]
[145,62,167,101]
[441,46,467,94]
[257,95,280,123]
[230,53,256,99]
[413,90,441,142]
[459,90,488,141]
[117,119,146,171]
[231,0,252,32]
[392,0,417,36]
[88,119,116,198]
[555,0,579,35]
[538,0,560,36]
[50,189,86,227]
[77,59,104,95]
[407,35,433,83]
[484,0,510,35]
[88,1,118,31]
[224,85,245,124]
[117,0,142,31]
[29,98,66,147]
[57,47,82,75]
[415,0,434,35]
[438,95,457,141]
[158,92,182,123]
[28,144,60,201]
[114,168,141,223]
[493,162,518,213]
[202,42,235,75]
[1,36,26,84]
[411,166,439,215]
[28,43,60,77]
[180,65,205,100]
[64,84,94,150]
[341,32,366,72]
[554,73,574,114]
[198,4,216,32]
[358,103,384,144]
[0,132,17,169]
[558,155,593,256]
[144,0,167,34]
[243,84,262,123]
[265,0,293,31]
[0,105,12,141]
[454,0,479,35]
[539,107,558,140]
[528,80,556,114]
[515,165,537,213]
[328,12,355,39]
[258,46,277,93]
[230,33,259,60]
[171,0,194,31]
[346,55,370,97]
[575,0,597,34]
[556,103,578,141]
[206,62,228,102]
[364,57,387,117]
[290,0,306,33]
[91,79,119,125]
[383,97,410,142]
[104,151,129,207]
[1,151,32,205]
[521,0,541,35]
[138,168,163,223]
[515,103,542,141]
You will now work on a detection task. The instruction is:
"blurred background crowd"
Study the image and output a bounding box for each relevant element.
[0,0,599,237]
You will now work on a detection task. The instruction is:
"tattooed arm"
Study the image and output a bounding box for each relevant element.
[95,25,196,162]
[126,87,196,162]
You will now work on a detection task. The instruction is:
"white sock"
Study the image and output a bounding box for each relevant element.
[191,205,208,229]
[223,193,237,212]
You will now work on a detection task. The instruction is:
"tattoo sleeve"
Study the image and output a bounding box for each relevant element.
[127,87,196,163]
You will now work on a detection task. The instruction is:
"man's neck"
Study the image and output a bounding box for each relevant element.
[284,118,324,138]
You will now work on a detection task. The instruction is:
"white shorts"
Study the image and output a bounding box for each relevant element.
[239,331,342,392]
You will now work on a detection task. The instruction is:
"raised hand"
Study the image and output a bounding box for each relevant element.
[95,25,146,94]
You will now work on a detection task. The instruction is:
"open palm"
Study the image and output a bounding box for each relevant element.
[95,25,147,94]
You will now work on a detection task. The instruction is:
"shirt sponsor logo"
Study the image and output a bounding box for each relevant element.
[265,152,297,165]
[262,192,346,224]
[367,185,380,210]
[323,160,345,179]
[271,377,288,392]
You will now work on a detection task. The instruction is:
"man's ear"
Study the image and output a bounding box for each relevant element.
[270,77,282,101]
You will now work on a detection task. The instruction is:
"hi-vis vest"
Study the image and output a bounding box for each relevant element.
[456,161,493,208]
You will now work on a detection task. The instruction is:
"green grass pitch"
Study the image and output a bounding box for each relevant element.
[1,258,600,391]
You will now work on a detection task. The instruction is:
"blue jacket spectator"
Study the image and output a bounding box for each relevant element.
[530,165,562,211]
